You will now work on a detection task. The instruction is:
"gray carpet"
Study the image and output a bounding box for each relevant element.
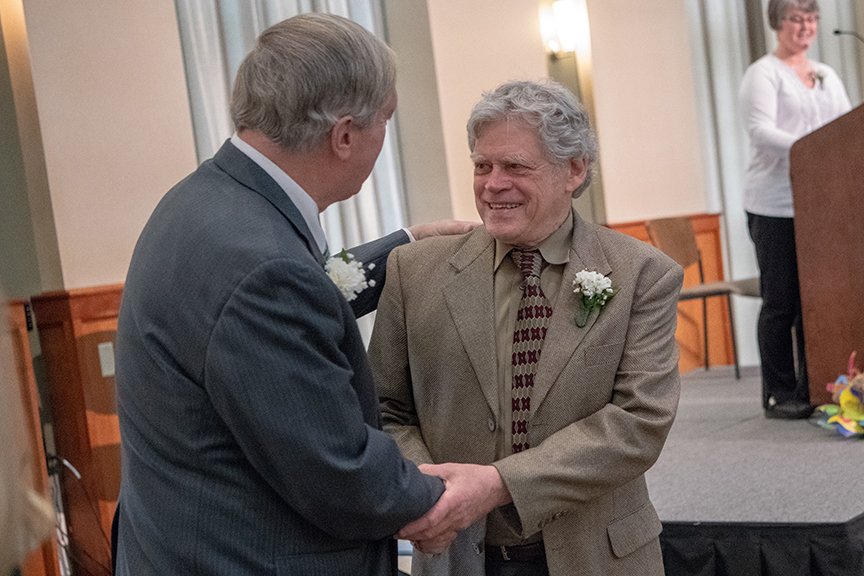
[646,366,864,524]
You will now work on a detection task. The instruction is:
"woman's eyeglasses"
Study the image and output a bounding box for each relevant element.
[784,14,820,25]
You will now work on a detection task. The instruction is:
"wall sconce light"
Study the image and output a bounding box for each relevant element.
[540,0,591,61]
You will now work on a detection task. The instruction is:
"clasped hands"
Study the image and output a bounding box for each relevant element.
[397,462,512,555]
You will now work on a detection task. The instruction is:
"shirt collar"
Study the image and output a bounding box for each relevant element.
[493,210,574,271]
[230,133,328,255]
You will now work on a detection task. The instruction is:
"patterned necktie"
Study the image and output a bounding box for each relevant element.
[510,249,553,453]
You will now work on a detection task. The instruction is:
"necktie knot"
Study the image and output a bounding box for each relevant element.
[511,249,544,281]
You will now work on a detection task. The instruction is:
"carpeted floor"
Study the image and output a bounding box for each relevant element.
[646,365,863,524]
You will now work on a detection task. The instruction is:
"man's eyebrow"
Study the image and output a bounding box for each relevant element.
[469,153,534,164]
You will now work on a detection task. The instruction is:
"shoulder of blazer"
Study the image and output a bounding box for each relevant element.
[592,223,678,273]
[210,139,323,265]
[387,227,490,268]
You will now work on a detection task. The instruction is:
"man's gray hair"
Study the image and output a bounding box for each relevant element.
[467,80,598,197]
[767,0,819,30]
[231,13,396,151]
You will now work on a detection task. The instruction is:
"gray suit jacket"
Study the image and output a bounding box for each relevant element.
[115,140,443,575]
[369,212,683,576]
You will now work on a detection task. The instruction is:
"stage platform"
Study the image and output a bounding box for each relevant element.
[647,366,864,575]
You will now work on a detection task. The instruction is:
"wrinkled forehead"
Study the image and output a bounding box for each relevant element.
[472,117,555,161]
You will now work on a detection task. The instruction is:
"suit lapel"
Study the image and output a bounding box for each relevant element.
[212,140,326,266]
[443,229,499,416]
[532,210,613,416]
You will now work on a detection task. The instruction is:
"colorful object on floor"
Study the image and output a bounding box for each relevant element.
[814,351,864,438]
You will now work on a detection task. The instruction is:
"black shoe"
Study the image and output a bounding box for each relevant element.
[764,401,815,420]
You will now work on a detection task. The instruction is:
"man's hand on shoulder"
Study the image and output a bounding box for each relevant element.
[398,463,511,554]
[408,219,479,241]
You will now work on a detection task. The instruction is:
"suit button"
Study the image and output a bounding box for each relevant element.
[487,417,496,431]
[472,542,483,555]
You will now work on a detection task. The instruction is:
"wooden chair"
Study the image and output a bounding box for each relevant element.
[646,217,760,379]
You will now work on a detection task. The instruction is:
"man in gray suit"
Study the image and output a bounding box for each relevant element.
[114,13,472,575]
[370,81,684,575]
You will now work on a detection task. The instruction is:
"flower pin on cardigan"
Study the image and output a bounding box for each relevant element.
[809,70,825,90]
[572,269,616,327]
[325,249,375,302]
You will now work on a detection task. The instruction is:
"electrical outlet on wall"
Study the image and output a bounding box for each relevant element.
[97,342,115,378]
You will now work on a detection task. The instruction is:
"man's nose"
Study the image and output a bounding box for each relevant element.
[485,166,512,192]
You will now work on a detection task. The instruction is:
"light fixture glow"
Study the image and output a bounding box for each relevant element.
[551,0,578,53]
[540,0,591,59]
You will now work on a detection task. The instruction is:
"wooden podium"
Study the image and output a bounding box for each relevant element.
[790,104,864,405]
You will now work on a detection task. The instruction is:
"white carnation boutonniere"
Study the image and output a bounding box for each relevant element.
[572,269,616,328]
[325,249,375,302]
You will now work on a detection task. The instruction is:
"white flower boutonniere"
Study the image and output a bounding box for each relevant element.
[572,269,616,328]
[325,249,375,302]
[809,70,825,90]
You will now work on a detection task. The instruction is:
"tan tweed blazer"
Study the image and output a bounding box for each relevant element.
[369,210,684,576]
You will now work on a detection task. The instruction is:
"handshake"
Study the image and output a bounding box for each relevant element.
[398,462,512,554]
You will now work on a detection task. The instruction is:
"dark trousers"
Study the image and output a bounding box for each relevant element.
[486,561,549,576]
[485,556,549,576]
[747,212,809,407]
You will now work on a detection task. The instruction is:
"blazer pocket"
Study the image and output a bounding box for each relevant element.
[606,502,662,559]
[584,340,625,367]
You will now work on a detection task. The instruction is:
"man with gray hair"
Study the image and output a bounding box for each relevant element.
[114,13,471,575]
[370,80,684,575]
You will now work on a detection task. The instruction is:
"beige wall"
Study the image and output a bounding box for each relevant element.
[383,0,453,226]
[587,0,708,224]
[0,9,39,298]
[15,0,197,290]
[424,0,549,220]
[0,0,60,296]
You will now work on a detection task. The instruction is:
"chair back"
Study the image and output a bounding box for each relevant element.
[646,217,701,270]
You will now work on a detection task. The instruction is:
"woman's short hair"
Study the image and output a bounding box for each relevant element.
[467,80,599,198]
[767,0,820,30]
[230,13,396,152]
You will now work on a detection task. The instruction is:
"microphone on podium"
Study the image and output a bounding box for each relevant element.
[833,29,864,45]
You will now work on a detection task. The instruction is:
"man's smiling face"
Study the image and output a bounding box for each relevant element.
[472,118,586,248]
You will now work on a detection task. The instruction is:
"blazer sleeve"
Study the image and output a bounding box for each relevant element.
[368,247,436,464]
[204,257,441,540]
[346,230,410,318]
[493,257,684,536]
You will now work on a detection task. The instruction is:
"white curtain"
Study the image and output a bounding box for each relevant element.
[174,0,408,251]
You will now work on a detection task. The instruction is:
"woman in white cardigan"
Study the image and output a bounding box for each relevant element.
[739,0,851,420]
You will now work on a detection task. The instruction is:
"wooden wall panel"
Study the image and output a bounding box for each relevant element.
[7,300,61,576]
[31,285,123,576]
[610,213,734,375]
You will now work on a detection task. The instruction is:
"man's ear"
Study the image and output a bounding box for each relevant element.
[567,156,589,192]
[330,116,354,160]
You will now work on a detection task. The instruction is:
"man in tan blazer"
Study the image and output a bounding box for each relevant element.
[368,80,684,576]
